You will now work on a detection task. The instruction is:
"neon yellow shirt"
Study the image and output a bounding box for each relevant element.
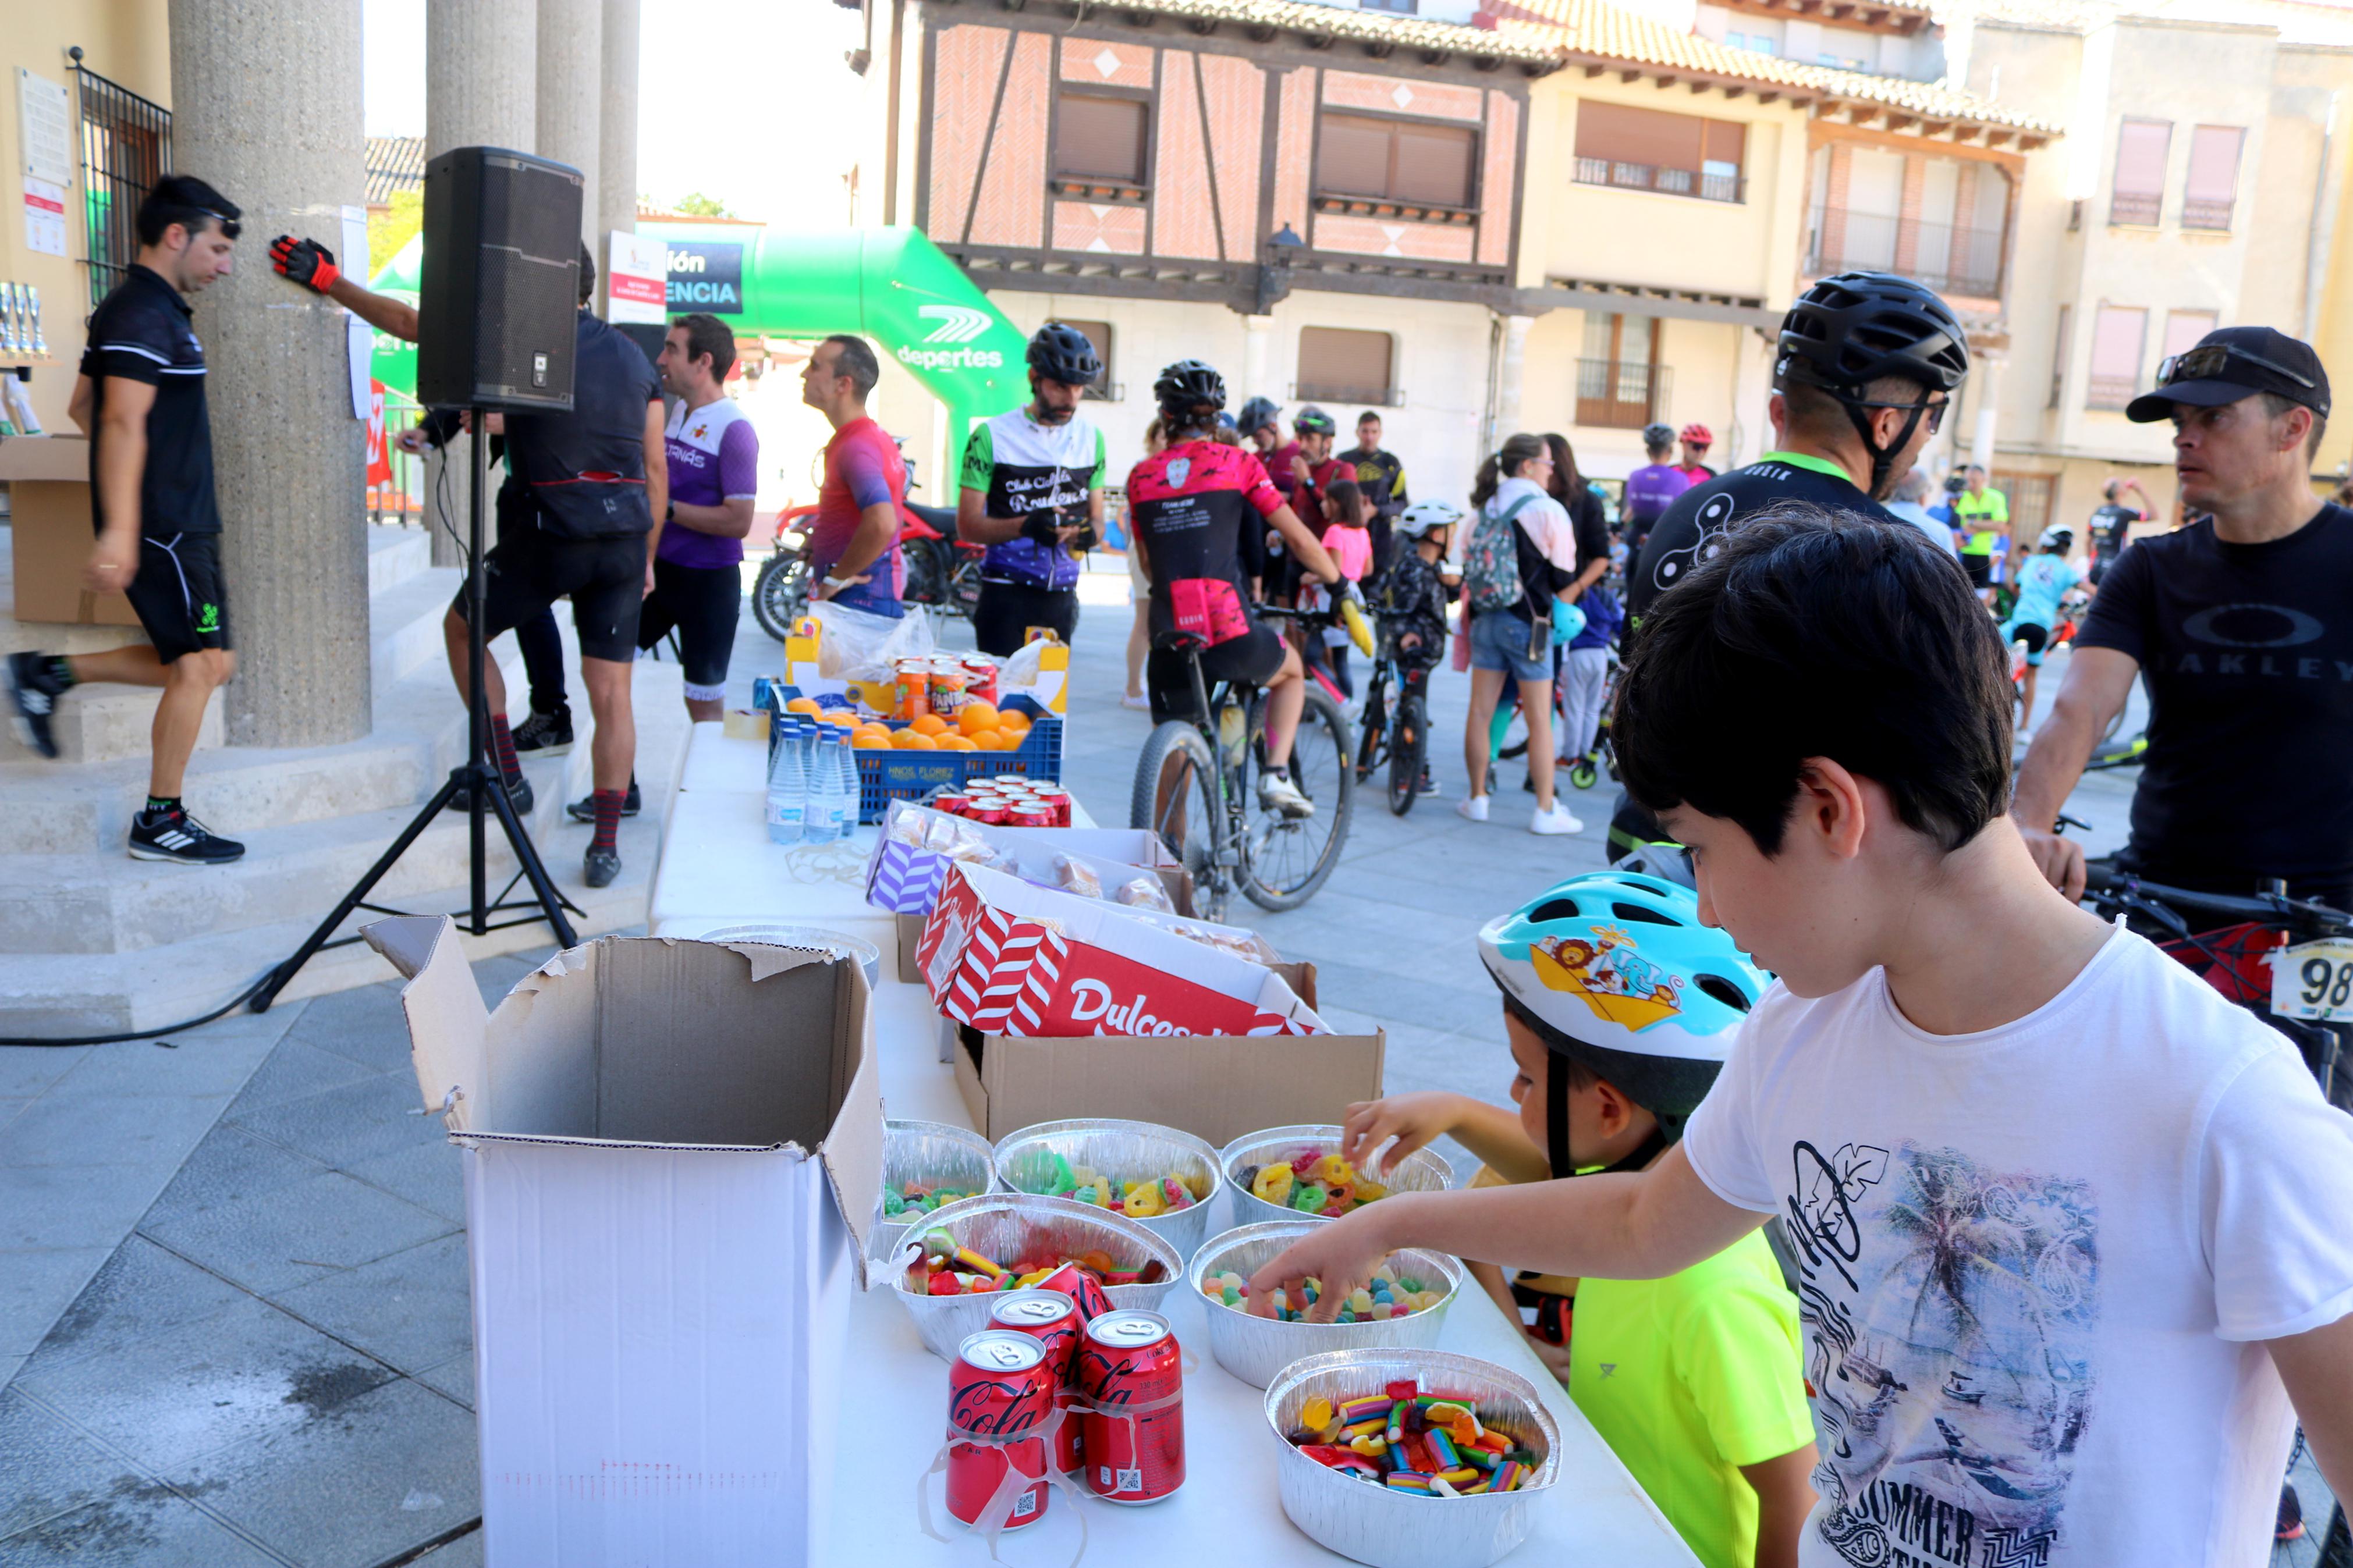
[1953,487,2009,555]
[1570,1230,1815,1568]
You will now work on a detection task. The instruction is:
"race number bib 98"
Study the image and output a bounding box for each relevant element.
[2272,938,2353,1022]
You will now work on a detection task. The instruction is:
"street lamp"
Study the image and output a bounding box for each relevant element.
[1253,222,1305,316]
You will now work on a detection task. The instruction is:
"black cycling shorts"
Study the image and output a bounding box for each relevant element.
[1961,552,1993,589]
[2011,621,2049,656]
[637,556,742,694]
[1145,620,1285,725]
[2089,554,2117,587]
[126,532,232,664]
[457,531,645,663]
[973,580,1079,659]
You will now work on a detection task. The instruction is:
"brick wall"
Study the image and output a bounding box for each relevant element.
[1478,91,1519,268]
[967,30,1052,248]
[928,26,1012,241]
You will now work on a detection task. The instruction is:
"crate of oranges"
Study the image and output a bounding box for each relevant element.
[773,689,1062,823]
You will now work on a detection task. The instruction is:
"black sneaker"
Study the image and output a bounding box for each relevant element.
[583,845,622,888]
[446,772,535,816]
[567,777,643,823]
[1417,770,1440,798]
[512,709,573,758]
[6,651,67,759]
[128,805,246,865]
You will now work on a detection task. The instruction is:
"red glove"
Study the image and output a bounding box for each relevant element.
[269,234,340,294]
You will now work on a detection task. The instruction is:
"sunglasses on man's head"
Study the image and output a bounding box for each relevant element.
[2157,343,2316,392]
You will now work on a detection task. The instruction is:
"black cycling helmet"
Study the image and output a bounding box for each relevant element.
[1640,421,1675,450]
[1027,322,1102,387]
[1237,395,1282,436]
[1776,270,1971,497]
[1154,359,1227,425]
[1293,405,1337,437]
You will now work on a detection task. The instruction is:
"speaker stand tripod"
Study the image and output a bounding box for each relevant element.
[249,417,580,1014]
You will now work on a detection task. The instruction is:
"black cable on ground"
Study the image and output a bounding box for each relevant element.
[0,965,279,1047]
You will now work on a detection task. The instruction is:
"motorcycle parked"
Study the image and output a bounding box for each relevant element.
[749,500,983,645]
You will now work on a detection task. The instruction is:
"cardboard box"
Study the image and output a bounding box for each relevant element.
[366,917,883,1568]
[1,438,139,628]
[865,802,1194,918]
[918,863,1313,1037]
[948,965,1389,1144]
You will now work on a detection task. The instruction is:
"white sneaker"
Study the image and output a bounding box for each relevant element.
[2014,726,2033,745]
[1121,692,1152,710]
[1455,794,1490,823]
[1529,801,1584,836]
[1259,770,1315,819]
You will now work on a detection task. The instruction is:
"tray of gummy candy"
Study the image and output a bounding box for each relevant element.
[871,1119,995,1263]
[888,1192,1180,1359]
[1223,1126,1457,1227]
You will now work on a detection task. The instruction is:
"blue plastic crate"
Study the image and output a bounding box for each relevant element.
[771,687,1063,823]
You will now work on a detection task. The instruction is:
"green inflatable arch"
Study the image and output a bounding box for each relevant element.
[365,223,1028,441]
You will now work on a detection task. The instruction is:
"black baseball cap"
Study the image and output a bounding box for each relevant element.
[2125,325,2331,422]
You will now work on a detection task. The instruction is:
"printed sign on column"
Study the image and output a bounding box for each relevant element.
[607,232,670,326]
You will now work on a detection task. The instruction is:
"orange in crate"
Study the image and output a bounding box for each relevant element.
[956,702,999,737]
[892,729,938,751]
[910,714,950,738]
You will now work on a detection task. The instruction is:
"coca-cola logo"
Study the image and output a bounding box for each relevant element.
[1067,979,1186,1036]
[1076,1347,1150,1401]
[950,1375,1050,1434]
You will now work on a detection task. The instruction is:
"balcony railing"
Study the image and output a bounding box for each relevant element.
[1574,157,1744,205]
[1804,207,2005,297]
[2110,190,2162,226]
[2181,195,2235,232]
[2086,374,2138,411]
[1574,359,1671,431]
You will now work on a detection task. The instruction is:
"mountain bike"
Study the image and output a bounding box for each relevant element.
[1353,620,1435,816]
[1131,605,1354,922]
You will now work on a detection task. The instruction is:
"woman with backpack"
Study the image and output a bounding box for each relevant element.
[1458,433,1585,835]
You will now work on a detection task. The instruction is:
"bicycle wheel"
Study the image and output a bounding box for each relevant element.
[1240,684,1353,911]
[1130,721,1229,923]
[1568,756,1598,792]
[1386,692,1426,817]
[1356,670,1389,784]
[751,553,810,643]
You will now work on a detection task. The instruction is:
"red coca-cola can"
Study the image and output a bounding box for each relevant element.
[947,1329,1058,1530]
[1033,788,1072,827]
[963,655,1000,706]
[1034,1260,1113,1322]
[1075,1310,1184,1504]
[1007,805,1055,830]
[990,1290,1085,1476]
[967,800,1009,827]
[931,792,971,818]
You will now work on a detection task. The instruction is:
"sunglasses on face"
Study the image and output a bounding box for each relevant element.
[2157,343,2317,392]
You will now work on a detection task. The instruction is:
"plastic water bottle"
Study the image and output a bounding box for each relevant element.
[833,730,866,838]
[801,733,840,844]
[765,721,807,844]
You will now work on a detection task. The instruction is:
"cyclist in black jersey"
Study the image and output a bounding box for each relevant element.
[2084,475,2149,586]
[1611,271,1970,862]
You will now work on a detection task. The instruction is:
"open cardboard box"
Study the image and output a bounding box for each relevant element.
[866,802,1196,919]
[947,963,1389,1144]
[365,916,882,1568]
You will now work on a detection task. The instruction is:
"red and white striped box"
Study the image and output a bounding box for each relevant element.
[916,864,1326,1038]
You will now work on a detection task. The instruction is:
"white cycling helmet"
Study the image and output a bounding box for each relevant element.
[1397,500,1463,541]
[2036,525,2074,553]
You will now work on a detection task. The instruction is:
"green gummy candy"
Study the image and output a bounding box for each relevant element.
[1222,1285,1241,1306]
[1293,1184,1327,1213]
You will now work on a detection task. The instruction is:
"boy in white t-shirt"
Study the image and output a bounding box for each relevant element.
[1253,507,2353,1567]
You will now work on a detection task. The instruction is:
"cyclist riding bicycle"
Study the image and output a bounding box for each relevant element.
[1374,499,1462,797]
[1610,270,1969,863]
[2015,325,2353,912]
[1129,360,1341,819]
[1619,422,1692,564]
[957,322,1108,656]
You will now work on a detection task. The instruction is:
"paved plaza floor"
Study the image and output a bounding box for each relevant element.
[0,560,2333,1565]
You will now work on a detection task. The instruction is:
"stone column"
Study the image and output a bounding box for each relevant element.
[1492,312,1534,446]
[1242,317,1275,409]
[425,0,537,566]
[170,0,371,746]
[597,0,641,315]
[537,0,604,255]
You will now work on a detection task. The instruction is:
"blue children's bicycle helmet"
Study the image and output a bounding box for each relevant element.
[1478,870,1767,1179]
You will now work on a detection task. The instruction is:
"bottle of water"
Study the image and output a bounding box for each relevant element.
[834,728,867,837]
[765,720,807,844]
[814,733,856,843]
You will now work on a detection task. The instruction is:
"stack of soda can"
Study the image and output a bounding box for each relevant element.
[946,1279,1185,1531]
[929,779,1070,829]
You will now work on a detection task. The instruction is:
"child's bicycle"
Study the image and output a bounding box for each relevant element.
[1130,604,1355,922]
[1353,620,1436,817]
[1563,641,1626,793]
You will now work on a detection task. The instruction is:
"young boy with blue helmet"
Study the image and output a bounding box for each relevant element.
[1330,868,1818,1568]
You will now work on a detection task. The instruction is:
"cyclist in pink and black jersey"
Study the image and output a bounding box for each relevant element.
[1131,360,1341,819]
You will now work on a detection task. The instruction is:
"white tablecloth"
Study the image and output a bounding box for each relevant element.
[647,724,1699,1565]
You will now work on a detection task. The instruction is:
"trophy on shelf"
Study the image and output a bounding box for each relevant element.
[0,285,20,356]
[27,286,44,356]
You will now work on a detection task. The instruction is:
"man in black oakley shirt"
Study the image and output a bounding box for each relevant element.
[2017,326,2353,911]
[7,176,249,865]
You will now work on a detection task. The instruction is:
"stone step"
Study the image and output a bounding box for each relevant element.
[0,526,459,767]
[0,633,534,853]
[0,801,665,1035]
